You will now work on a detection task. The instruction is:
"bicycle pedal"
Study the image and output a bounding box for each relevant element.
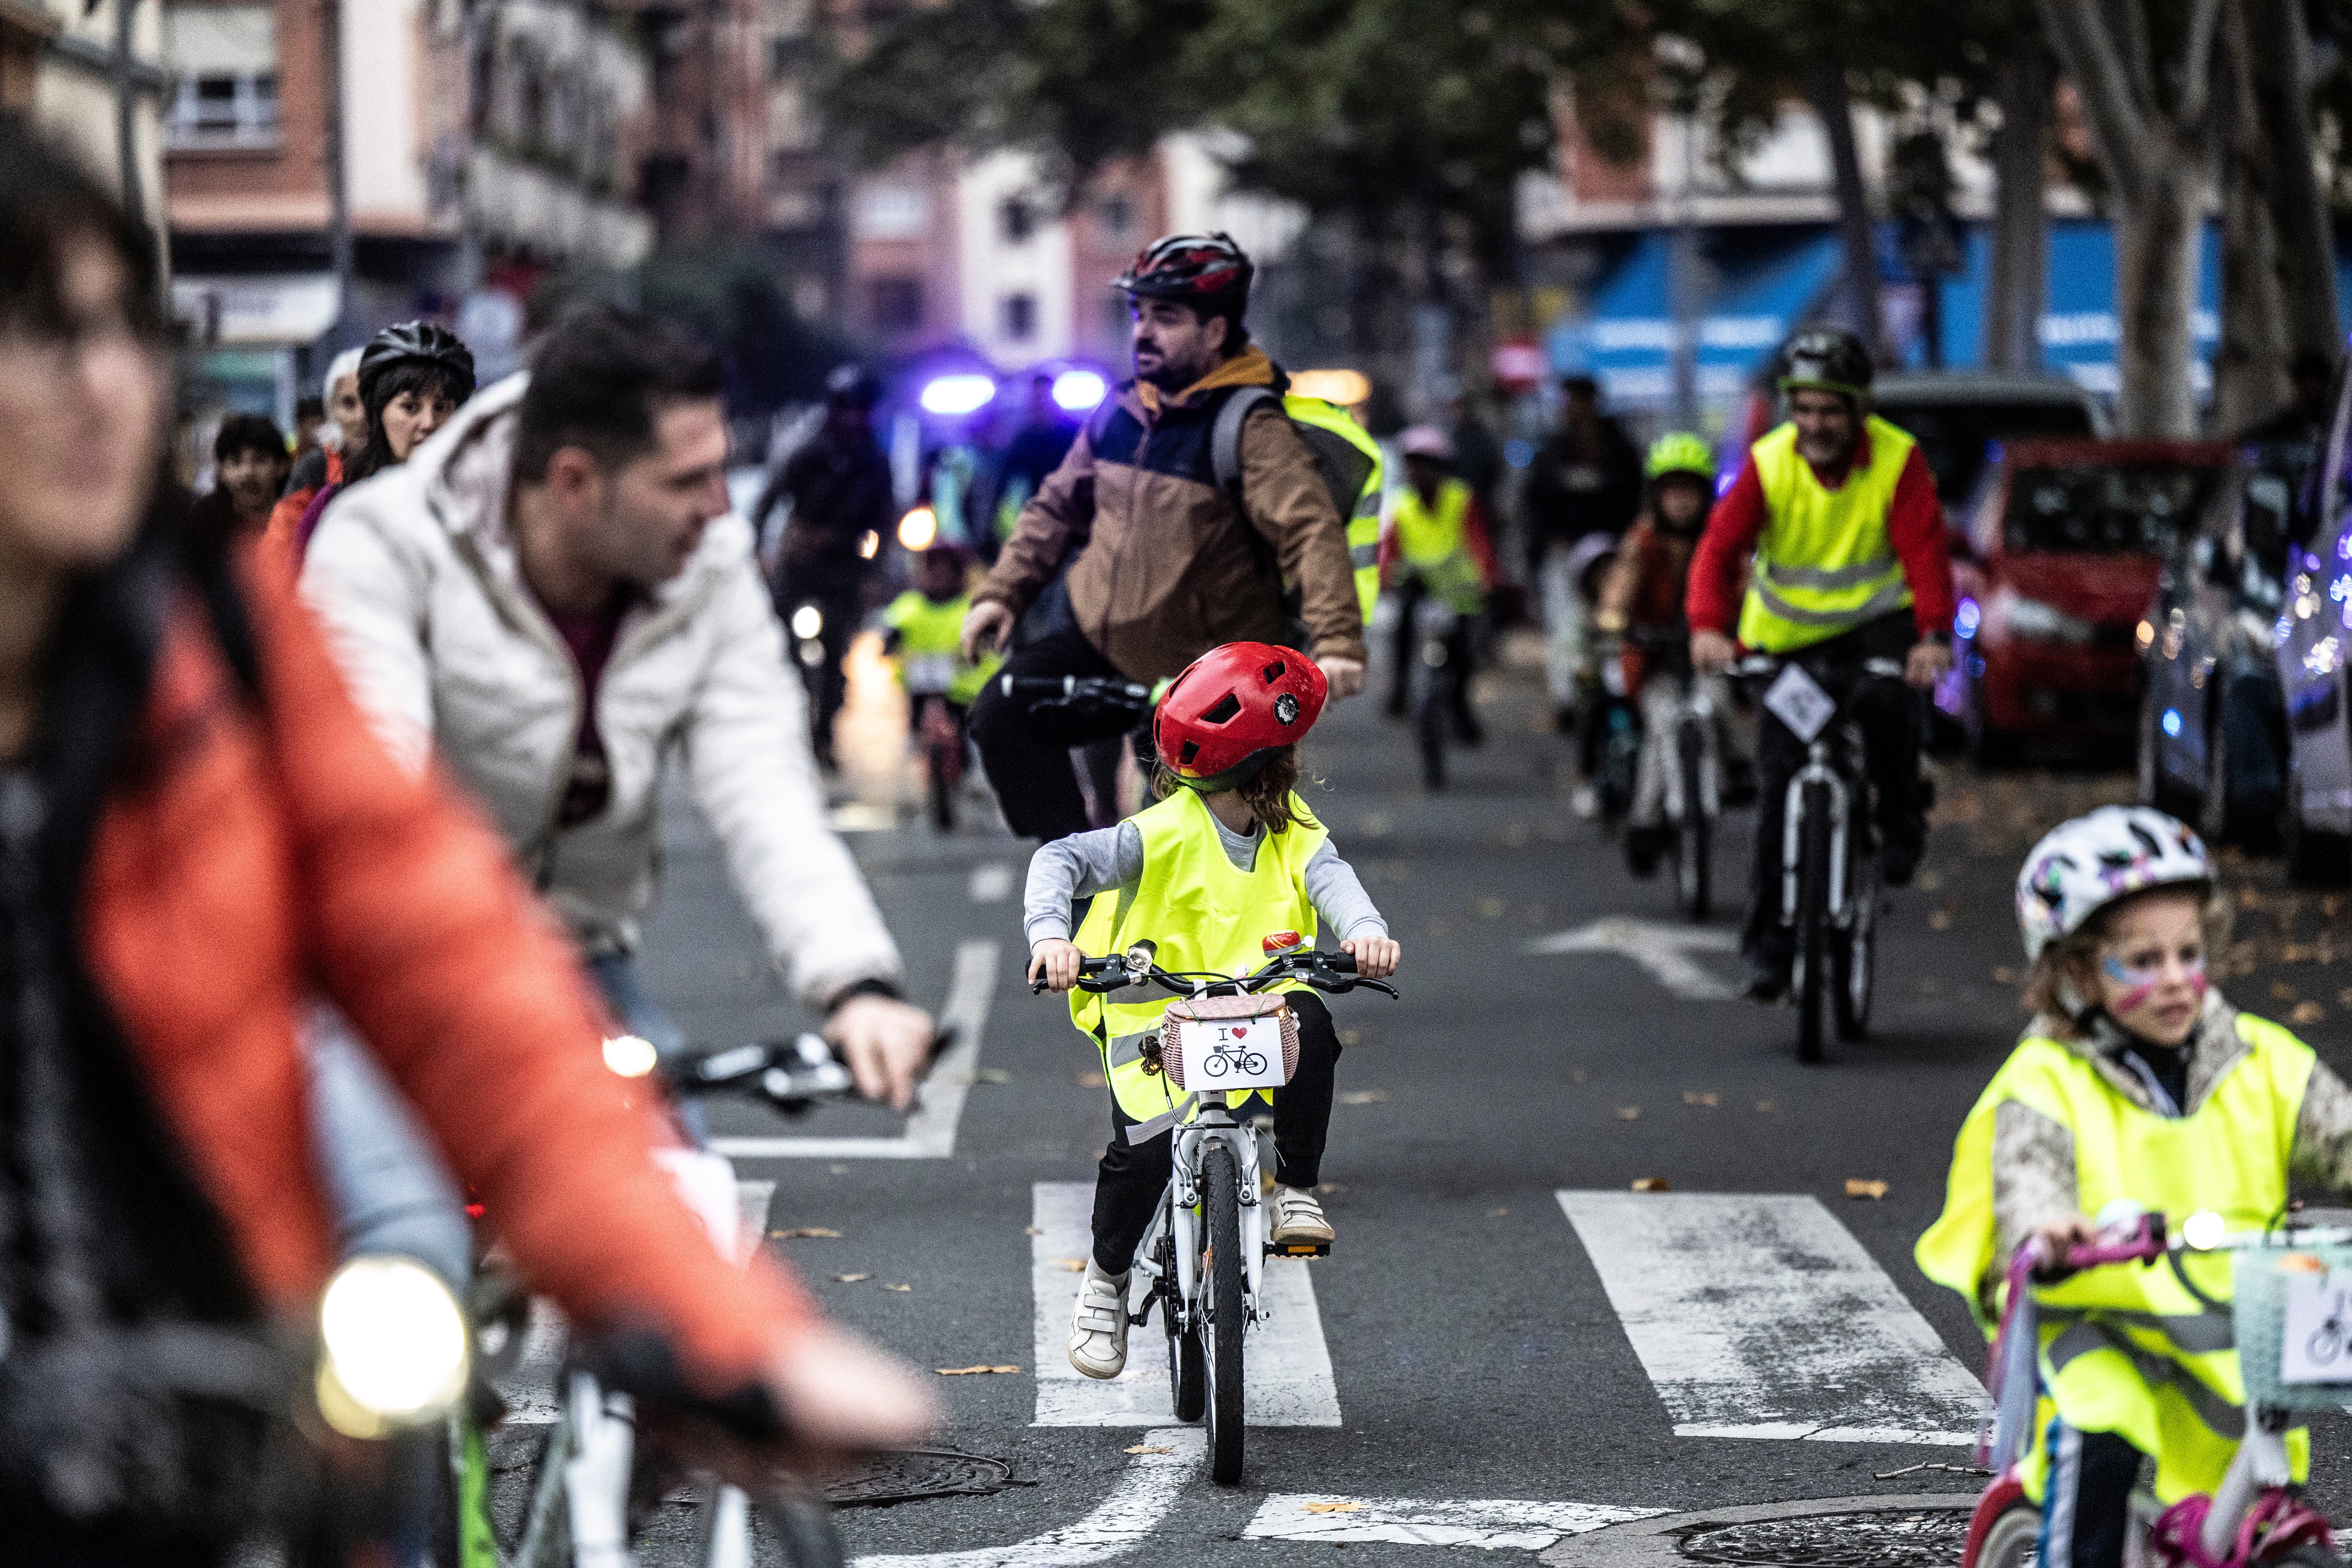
[1267,1241,1331,1258]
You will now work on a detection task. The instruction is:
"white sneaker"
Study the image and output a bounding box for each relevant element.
[1067,1259,1130,1379]
[1270,1186,1335,1247]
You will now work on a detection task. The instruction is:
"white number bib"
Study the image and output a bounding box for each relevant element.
[1762,662,1838,743]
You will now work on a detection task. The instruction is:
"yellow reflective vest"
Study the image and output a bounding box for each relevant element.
[1737,416,1917,653]
[880,590,1000,707]
[1281,396,1385,622]
[1069,788,1325,1141]
[1916,1012,2319,1503]
[1390,479,1485,613]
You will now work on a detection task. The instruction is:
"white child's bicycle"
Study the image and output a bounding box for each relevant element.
[1038,935,1396,1485]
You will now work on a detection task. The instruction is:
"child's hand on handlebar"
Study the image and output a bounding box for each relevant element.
[1342,935,1400,980]
[1029,938,1084,992]
[2025,1212,2102,1278]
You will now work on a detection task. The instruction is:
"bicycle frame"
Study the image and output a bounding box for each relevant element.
[1779,722,1859,931]
[1132,1093,1271,1339]
[1660,675,1722,829]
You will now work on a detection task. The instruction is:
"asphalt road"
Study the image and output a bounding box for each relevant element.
[611,640,2352,1565]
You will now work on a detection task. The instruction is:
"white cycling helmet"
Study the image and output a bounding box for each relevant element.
[2015,806,2211,962]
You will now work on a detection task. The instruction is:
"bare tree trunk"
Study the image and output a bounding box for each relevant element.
[1808,62,1884,357]
[1983,47,2049,371]
[2115,144,2204,436]
[2245,0,2339,361]
[2216,0,2288,432]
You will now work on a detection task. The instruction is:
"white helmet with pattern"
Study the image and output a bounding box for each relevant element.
[2015,806,2211,962]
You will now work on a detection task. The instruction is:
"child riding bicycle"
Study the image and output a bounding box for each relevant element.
[1597,432,1748,875]
[881,543,1001,727]
[1026,642,1400,1380]
[1918,806,2352,1568]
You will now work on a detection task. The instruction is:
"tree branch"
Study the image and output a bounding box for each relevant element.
[2036,0,2150,204]
[2177,0,2224,132]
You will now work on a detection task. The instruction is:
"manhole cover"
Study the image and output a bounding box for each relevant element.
[1678,1509,1971,1568]
[823,1446,1014,1508]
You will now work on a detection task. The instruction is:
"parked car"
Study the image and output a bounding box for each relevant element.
[1944,439,2230,763]
[2138,438,2313,848]
[2277,365,2352,883]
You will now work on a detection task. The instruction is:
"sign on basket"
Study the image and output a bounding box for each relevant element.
[1762,663,1838,744]
[2279,1270,2352,1385]
[1178,1016,1289,1093]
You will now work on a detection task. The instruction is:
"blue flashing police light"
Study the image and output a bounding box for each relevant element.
[920,374,998,416]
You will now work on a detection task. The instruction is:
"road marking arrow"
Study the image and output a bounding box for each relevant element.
[1245,1495,1662,1551]
[1524,918,1739,1000]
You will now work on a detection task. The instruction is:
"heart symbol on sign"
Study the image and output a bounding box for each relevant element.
[1232,1025,1248,1037]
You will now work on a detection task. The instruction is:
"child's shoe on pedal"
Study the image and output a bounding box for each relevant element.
[1067,1258,1130,1379]
[1271,1185,1335,1247]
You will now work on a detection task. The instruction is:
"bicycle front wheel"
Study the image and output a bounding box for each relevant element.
[1793,783,1833,1065]
[1200,1144,1246,1485]
[1834,822,1878,1042]
[1675,725,1710,921]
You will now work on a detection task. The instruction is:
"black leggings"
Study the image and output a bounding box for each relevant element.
[1090,990,1343,1274]
[2041,1424,2143,1568]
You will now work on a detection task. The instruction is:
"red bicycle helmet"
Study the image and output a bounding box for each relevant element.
[1111,232,1254,305]
[1152,642,1325,788]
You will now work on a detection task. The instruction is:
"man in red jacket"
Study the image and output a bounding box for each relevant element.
[1687,328,1955,1000]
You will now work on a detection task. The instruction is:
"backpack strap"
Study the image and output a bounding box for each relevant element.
[1210,385,1278,499]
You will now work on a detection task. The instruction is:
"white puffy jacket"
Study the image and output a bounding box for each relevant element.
[301,373,901,1010]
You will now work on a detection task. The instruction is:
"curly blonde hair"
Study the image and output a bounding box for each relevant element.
[1154,745,1305,832]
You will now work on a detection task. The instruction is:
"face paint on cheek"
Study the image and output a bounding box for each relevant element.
[2102,953,2207,1013]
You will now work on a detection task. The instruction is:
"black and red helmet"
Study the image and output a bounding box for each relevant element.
[1112,232,1254,307]
[1152,642,1325,789]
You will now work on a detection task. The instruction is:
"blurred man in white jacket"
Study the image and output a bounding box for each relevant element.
[301,305,933,1103]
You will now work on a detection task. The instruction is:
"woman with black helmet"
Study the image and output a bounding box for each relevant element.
[276,320,475,564]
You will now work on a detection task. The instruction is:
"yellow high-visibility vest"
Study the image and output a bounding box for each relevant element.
[1281,395,1385,621]
[1391,479,1484,613]
[1738,416,1916,652]
[1069,788,1324,1141]
[1916,1013,2319,1503]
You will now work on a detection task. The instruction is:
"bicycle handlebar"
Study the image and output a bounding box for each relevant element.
[1029,944,1398,1000]
[1728,652,1907,681]
[662,1027,959,1117]
[2027,1210,2352,1280]
[996,674,1154,716]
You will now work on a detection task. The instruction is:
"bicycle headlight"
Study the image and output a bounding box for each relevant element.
[2181,1210,2227,1251]
[316,1255,469,1438]
[789,604,824,640]
[603,1033,659,1078]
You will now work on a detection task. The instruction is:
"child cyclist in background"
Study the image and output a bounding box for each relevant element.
[1918,807,2352,1568]
[1027,642,1401,1380]
[881,544,1001,760]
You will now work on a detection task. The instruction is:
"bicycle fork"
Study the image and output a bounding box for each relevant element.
[1145,1116,1270,1337]
[1779,739,1851,928]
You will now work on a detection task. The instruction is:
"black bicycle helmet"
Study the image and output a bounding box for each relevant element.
[357,321,476,405]
[1777,326,1873,403]
[825,362,882,411]
[1111,232,1253,306]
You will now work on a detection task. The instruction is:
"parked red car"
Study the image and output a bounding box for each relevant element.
[1945,438,2230,762]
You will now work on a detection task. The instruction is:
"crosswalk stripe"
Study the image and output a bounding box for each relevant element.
[1557,1190,1984,1444]
[1030,1181,1341,1427]
[1245,1496,1661,1551]
[852,1429,1201,1567]
[711,938,997,1160]
[968,862,1015,903]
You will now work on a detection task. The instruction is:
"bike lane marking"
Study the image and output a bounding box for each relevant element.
[1556,1190,1983,1444]
[1524,919,1739,1001]
[1029,1181,1342,1427]
[851,1428,1202,1568]
[710,938,997,1160]
[968,862,1015,903]
[1245,1496,1662,1551]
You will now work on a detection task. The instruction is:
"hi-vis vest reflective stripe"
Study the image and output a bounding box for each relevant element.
[1392,479,1484,612]
[1916,1012,2318,1503]
[1736,416,1917,653]
[1071,788,1325,1142]
[1282,396,1386,621]
[880,590,1000,706]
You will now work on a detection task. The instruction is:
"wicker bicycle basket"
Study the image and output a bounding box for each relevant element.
[1158,995,1299,1093]
[2234,1243,2352,1410]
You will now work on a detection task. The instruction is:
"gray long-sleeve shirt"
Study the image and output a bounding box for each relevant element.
[1023,815,1388,950]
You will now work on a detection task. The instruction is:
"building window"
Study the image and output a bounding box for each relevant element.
[869,276,924,334]
[163,2,279,150]
[855,184,928,240]
[1097,195,1134,243]
[1000,196,1035,244]
[1002,293,1037,342]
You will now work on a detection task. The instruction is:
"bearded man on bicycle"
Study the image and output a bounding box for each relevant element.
[303,305,935,1107]
[1686,327,1955,1000]
[960,232,1367,842]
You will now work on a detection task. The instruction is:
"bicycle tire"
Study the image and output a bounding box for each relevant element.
[1201,1144,1246,1485]
[927,750,955,833]
[1161,1228,1205,1423]
[1971,1502,2040,1568]
[1834,825,1878,1042]
[757,1486,850,1568]
[1675,723,1709,921]
[511,1417,573,1568]
[1415,671,1448,790]
[1794,782,1833,1065]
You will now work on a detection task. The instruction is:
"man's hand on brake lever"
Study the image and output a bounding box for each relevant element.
[1690,629,1736,675]
[1029,938,1083,993]
[1905,638,1954,690]
[1341,934,1400,980]
[960,601,1014,663]
[1316,656,1366,701]
[765,1322,939,1457]
[826,993,934,1111]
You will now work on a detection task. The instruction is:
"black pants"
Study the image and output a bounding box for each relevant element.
[1090,991,1343,1274]
[774,564,867,765]
[2042,1425,2143,1568]
[1743,612,1925,980]
[969,626,1136,842]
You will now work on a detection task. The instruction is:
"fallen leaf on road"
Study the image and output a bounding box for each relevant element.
[1569,1067,1588,1084]
[1071,1071,1106,1087]
[1339,1089,1389,1105]
[1616,1107,1641,1121]
[2339,988,2352,1009]
[1024,1225,1044,1236]
[1470,897,1505,920]
[1845,1179,1889,1200]
[1991,967,2017,986]
[1487,1207,1508,1216]
[884,1283,913,1292]
[2292,1001,2327,1025]
[936,1365,1019,1376]
[1049,1257,1087,1273]
[1682,1091,1719,1107]
[1929,909,1953,931]
[829,1163,849,1176]
[1631,1177,1671,1192]
[771,1227,842,1239]
[1123,1445,1174,1455]
[1916,870,1944,893]
[833,1273,871,1283]
[1336,1029,1363,1047]
[2274,982,2300,1002]
[974,1068,1011,1084]
[1755,1101,1777,1113]
[1304,1502,1363,1514]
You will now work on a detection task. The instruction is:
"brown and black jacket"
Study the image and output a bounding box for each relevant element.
[976,347,1365,681]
